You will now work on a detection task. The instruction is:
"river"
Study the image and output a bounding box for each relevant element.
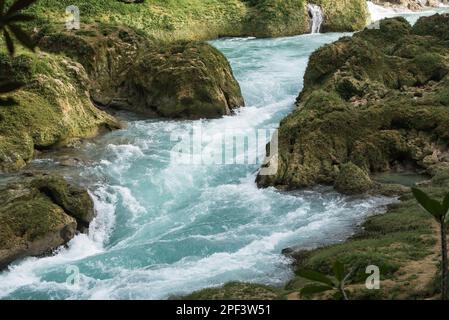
[1,3,448,300]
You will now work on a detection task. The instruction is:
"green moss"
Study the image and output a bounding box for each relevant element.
[38,27,244,119]
[242,0,309,38]
[334,162,373,194]
[182,282,283,300]
[315,0,369,32]
[31,175,94,225]
[0,50,120,172]
[25,0,369,41]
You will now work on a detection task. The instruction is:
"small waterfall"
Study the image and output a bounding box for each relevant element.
[307,3,324,34]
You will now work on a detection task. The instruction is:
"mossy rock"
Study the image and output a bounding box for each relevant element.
[0,174,94,269]
[31,175,94,228]
[38,25,244,119]
[257,15,449,193]
[334,162,374,194]
[413,13,449,41]
[0,50,121,173]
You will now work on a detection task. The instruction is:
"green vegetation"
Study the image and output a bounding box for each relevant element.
[297,260,352,300]
[0,0,38,105]
[411,188,449,300]
[181,282,284,300]
[23,0,368,41]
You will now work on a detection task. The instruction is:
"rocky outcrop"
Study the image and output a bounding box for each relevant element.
[257,15,449,193]
[37,25,244,119]
[372,0,447,11]
[335,162,374,194]
[0,51,121,173]
[315,0,370,32]
[0,174,94,270]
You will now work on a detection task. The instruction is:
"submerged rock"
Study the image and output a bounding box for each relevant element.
[37,25,244,119]
[257,15,449,193]
[0,174,94,270]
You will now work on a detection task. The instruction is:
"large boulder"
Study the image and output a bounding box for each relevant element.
[257,15,449,193]
[0,51,121,173]
[0,174,94,270]
[37,25,244,119]
[335,162,374,194]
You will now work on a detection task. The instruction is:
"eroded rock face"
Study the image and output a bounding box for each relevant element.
[257,15,449,193]
[0,174,94,270]
[372,0,447,11]
[37,25,244,119]
[0,51,121,173]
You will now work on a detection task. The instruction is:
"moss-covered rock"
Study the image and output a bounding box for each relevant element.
[31,175,94,229]
[315,0,369,32]
[335,162,374,194]
[37,25,244,119]
[0,174,94,269]
[0,50,121,172]
[257,15,449,193]
[242,0,310,37]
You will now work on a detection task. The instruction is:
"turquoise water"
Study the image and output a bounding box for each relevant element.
[1,8,447,300]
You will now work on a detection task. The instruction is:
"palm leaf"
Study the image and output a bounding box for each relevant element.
[296,269,334,286]
[7,24,35,51]
[300,284,333,297]
[443,193,449,224]
[3,13,34,24]
[0,0,5,15]
[6,0,37,16]
[3,28,14,55]
[443,193,449,214]
[333,260,345,282]
[0,80,23,93]
[412,187,444,220]
[0,97,18,106]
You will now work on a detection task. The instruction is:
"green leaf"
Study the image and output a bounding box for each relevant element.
[0,80,23,93]
[443,193,449,214]
[412,187,444,220]
[7,24,35,51]
[333,260,345,282]
[300,284,333,297]
[0,0,5,15]
[6,0,37,16]
[3,28,14,55]
[3,13,34,24]
[0,97,18,106]
[296,269,334,286]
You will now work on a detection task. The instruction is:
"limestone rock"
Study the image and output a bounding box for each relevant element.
[257,15,449,193]
[38,25,244,119]
[0,174,94,269]
[334,162,374,194]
